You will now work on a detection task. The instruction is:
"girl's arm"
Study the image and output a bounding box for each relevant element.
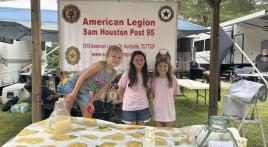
[173,76,180,99]
[65,61,103,101]
[117,86,125,101]
[47,94,60,101]
[117,70,128,102]
[150,78,155,98]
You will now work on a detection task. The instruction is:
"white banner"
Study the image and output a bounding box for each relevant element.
[59,1,178,71]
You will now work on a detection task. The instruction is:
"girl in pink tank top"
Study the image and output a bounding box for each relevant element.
[151,58,179,127]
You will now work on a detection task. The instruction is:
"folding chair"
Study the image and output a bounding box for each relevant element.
[222,80,267,147]
[230,68,243,82]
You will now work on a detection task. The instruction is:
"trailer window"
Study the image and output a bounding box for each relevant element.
[194,40,204,52]
[205,39,210,51]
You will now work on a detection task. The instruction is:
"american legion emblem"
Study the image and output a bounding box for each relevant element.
[62,4,80,23]
[65,46,81,65]
[158,5,174,22]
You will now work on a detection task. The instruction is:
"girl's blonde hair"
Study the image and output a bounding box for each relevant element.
[106,45,123,57]
[155,58,173,88]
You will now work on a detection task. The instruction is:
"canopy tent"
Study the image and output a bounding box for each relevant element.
[0,0,57,10]
[0,6,206,42]
[0,21,57,42]
[0,7,57,41]
[178,19,208,37]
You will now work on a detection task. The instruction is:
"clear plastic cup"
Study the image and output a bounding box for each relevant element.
[235,137,247,147]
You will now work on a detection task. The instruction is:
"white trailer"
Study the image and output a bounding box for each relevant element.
[0,0,57,88]
[192,9,268,68]
[0,40,48,88]
[0,41,32,87]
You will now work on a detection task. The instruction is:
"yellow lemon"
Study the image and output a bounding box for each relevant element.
[101,135,110,140]
[50,135,77,141]
[155,138,167,146]
[83,134,98,140]
[127,125,144,129]
[114,127,132,132]
[82,118,97,126]
[44,128,55,134]
[72,128,86,132]
[128,132,144,139]
[155,132,169,137]
[116,126,144,132]
[25,138,44,144]
[110,133,124,141]
[34,120,48,126]
[171,133,186,139]
[67,142,87,147]
[104,124,116,128]
[180,140,191,145]
[158,127,173,131]
[18,130,38,136]
[126,141,143,147]
[174,140,191,145]
[15,137,44,144]
[101,133,124,141]
[94,126,112,132]
[171,132,179,137]
[99,142,116,147]
[16,138,29,143]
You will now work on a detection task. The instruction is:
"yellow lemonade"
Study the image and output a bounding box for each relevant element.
[50,116,71,134]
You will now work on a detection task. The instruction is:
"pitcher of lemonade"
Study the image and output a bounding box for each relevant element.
[49,98,71,134]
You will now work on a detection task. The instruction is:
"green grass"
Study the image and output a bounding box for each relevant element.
[0,89,267,146]
[0,110,31,145]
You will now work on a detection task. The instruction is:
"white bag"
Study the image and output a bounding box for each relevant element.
[229,80,263,103]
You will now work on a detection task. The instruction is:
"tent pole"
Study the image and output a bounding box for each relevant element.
[206,0,221,116]
[31,0,42,122]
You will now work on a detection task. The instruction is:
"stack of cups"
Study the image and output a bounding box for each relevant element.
[144,127,155,147]
[235,137,247,147]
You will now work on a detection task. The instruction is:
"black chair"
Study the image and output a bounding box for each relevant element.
[189,68,204,80]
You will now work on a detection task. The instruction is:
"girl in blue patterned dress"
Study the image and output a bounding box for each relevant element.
[63,46,123,117]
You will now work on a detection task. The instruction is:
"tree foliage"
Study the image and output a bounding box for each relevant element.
[178,0,210,26]
[46,43,59,69]
[220,0,255,22]
[178,0,268,26]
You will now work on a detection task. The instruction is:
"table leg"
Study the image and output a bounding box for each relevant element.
[191,89,208,110]
[204,90,207,105]
[178,87,191,107]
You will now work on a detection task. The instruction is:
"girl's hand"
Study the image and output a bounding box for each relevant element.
[87,102,95,114]
[64,92,76,102]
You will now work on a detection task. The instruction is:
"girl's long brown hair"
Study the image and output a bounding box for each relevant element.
[155,58,173,88]
[128,50,148,88]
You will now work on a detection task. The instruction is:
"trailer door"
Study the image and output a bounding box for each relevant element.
[233,34,244,64]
